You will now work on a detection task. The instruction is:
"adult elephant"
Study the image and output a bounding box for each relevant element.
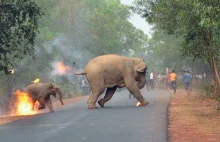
[72,54,149,109]
[24,82,64,112]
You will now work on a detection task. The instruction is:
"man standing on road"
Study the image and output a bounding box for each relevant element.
[150,72,154,90]
[159,73,166,89]
[182,70,192,94]
[169,70,177,94]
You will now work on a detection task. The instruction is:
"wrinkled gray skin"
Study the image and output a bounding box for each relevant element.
[73,54,149,109]
[24,82,64,112]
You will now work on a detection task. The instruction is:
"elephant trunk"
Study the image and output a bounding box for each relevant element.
[57,88,64,105]
[137,76,146,89]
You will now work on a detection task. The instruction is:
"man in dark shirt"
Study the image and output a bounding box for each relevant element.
[182,70,192,94]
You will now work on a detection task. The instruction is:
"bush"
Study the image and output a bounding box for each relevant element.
[197,80,216,98]
[60,83,82,99]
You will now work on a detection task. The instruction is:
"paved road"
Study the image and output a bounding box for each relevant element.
[0,89,171,142]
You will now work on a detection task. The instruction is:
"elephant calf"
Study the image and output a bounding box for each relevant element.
[72,54,149,109]
[24,82,64,112]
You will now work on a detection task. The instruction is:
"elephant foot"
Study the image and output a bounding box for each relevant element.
[140,101,149,106]
[137,101,149,107]
[98,100,105,108]
[88,104,98,109]
[38,105,46,110]
[49,110,55,113]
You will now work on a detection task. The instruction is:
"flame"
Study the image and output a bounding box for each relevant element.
[13,90,39,115]
[56,61,70,75]
[136,102,141,106]
[9,69,14,74]
[32,78,40,83]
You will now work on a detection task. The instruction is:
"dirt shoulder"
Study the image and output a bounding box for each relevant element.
[168,89,220,142]
[0,95,88,125]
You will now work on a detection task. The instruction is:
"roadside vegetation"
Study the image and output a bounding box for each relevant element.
[133,0,220,108]
[0,1,220,137]
[133,0,220,140]
[1,0,149,111]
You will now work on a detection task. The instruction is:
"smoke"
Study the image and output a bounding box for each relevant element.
[45,36,90,78]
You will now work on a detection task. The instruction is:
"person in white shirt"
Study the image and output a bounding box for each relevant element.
[150,72,154,89]
[82,80,86,87]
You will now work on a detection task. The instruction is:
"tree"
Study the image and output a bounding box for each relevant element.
[193,0,220,85]
[133,0,220,109]
[0,0,149,100]
[0,0,43,74]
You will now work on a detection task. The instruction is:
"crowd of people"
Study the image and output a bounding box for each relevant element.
[145,69,192,95]
[145,71,168,91]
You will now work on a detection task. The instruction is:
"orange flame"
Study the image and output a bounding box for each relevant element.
[13,90,39,115]
[56,61,70,75]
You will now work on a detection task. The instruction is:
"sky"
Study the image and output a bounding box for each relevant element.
[120,0,153,37]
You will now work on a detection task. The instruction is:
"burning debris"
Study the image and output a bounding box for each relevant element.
[56,61,70,75]
[9,69,14,74]
[11,90,39,116]
[32,78,40,83]
[136,102,141,106]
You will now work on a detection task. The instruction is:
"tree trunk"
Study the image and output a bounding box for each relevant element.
[208,32,220,85]
[217,101,220,111]
[208,32,220,110]
[210,48,220,86]
[210,57,217,96]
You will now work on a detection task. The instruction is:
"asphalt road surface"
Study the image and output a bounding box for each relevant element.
[0,89,171,142]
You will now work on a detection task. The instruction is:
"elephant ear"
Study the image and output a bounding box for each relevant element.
[48,83,53,89]
[49,82,55,89]
[49,82,60,90]
[136,62,147,72]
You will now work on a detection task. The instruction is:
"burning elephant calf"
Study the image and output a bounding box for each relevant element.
[72,54,149,109]
[22,82,64,113]
[12,90,39,115]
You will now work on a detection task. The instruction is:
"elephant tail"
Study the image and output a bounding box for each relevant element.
[72,62,86,75]
[72,70,86,75]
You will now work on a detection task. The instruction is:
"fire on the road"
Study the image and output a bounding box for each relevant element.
[13,90,39,116]
[136,102,141,106]
[56,61,70,75]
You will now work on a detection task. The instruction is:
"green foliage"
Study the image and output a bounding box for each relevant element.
[145,31,183,71]
[134,0,220,102]
[34,0,148,56]
[60,83,82,98]
[134,0,220,60]
[0,0,43,74]
[0,0,150,103]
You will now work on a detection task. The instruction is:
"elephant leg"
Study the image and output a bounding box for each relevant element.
[86,74,105,109]
[124,77,149,106]
[38,97,46,110]
[98,87,117,107]
[45,96,54,113]
[28,93,37,111]
[31,99,37,111]
[87,87,105,109]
